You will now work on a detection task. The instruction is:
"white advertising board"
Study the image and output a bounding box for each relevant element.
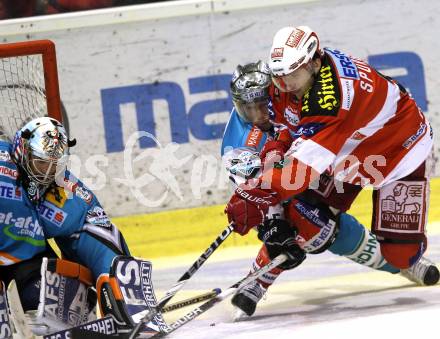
[0,0,438,216]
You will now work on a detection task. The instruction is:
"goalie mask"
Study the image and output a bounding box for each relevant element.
[230,61,272,131]
[12,117,76,202]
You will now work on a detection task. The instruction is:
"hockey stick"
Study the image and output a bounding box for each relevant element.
[43,316,119,339]
[128,223,234,339]
[161,288,221,313]
[44,289,223,339]
[152,253,287,338]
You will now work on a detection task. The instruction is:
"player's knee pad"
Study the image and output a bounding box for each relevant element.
[329,213,399,273]
[254,245,284,288]
[35,258,97,334]
[286,197,339,254]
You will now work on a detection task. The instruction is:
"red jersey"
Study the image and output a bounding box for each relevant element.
[265,48,433,200]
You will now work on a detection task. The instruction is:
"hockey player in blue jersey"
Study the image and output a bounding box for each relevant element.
[222,61,439,319]
[0,117,165,336]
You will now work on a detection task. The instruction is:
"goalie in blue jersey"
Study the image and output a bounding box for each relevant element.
[0,117,165,337]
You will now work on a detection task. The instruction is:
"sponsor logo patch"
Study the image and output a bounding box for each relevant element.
[271,47,284,59]
[0,150,11,162]
[294,200,336,253]
[0,166,18,180]
[293,123,325,139]
[351,131,367,140]
[75,186,93,204]
[341,78,355,110]
[402,123,427,149]
[316,65,339,111]
[325,48,360,80]
[285,28,305,48]
[377,181,426,234]
[45,187,68,208]
[283,106,300,126]
[245,126,263,147]
[0,211,44,240]
[87,206,111,228]
[302,59,340,117]
[39,202,68,227]
[0,182,22,201]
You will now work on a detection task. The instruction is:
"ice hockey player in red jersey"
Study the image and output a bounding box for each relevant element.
[225,25,439,317]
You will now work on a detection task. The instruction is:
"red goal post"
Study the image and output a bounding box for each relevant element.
[0,39,63,141]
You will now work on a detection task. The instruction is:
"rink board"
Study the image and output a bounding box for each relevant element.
[1,0,439,216]
[115,177,440,259]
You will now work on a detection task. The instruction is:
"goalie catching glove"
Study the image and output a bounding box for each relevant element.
[258,219,306,270]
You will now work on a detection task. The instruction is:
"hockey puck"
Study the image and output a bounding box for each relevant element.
[210,323,216,326]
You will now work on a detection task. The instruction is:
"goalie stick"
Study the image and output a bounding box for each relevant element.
[39,289,221,339]
[151,253,288,338]
[43,317,118,339]
[128,223,234,339]
[42,254,285,338]
[50,254,285,339]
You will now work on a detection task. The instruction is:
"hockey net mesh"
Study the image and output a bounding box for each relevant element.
[0,54,48,142]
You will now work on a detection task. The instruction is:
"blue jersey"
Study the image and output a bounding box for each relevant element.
[221,108,267,156]
[0,140,129,279]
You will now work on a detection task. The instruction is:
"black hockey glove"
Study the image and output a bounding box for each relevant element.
[258,219,306,270]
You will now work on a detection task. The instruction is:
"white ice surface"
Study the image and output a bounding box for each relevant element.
[152,233,440,339]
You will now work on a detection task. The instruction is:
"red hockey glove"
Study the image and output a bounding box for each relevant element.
[260,140,290,169]
[225,187,280,236]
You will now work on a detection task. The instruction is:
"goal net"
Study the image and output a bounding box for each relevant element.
[0,40,63,142]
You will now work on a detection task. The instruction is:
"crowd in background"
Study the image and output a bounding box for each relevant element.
[0,0,169,19]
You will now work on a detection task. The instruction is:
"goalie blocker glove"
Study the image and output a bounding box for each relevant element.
[258,219,306,270]
[96,256,167,335]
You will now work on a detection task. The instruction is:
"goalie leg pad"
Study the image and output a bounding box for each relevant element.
[0,281,12,339]
[36,258,97,334]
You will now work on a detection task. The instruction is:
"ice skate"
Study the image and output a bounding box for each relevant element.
[400,257,440,286]
[231,280,266,321]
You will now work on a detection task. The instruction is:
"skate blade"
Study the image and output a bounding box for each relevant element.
[231,307,249,322]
